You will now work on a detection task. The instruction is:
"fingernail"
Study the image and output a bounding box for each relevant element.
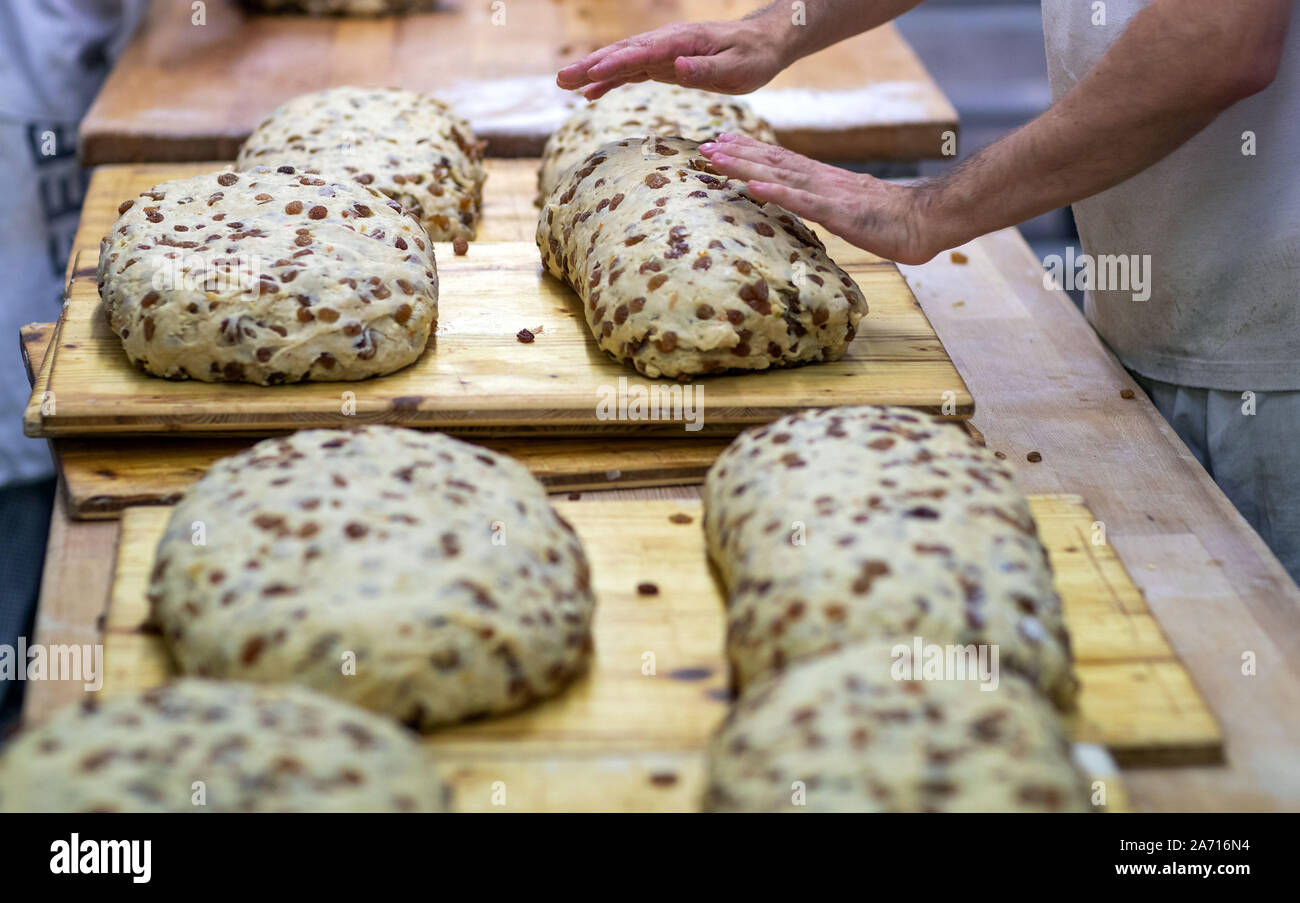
[717,133,735,141]
[699,142,717,152]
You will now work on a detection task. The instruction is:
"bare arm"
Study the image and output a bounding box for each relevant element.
[557,0,924,98]
[702,0,1292,263]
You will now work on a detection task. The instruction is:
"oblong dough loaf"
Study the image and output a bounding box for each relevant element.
[703,406,1077,708]
[99,167,438,384]
[238,87,486,241]
[537,82,776,203]
[537,137,867,378]
[0,680,447,812]
[704,642,1092,813]
[148,427,596,730]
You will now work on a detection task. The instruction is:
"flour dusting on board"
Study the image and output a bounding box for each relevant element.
[438,77,934,135]
[747,82,934,127]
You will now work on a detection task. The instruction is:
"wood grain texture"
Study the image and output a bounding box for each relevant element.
[900,231,1300,810]
[98,496,1216,796]
[23,320,986,519]
[79,0,958,166]
[22,323,726,514]
[31,240,972,438]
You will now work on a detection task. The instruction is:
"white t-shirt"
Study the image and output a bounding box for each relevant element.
[0,0,146,486]
[1042,0,1300,391]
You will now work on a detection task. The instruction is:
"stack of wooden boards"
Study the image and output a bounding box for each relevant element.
[10,57,1222,811]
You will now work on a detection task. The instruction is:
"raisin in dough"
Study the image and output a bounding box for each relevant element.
[537,137,867,379]
[99,168,437,384]
[148,427,596,730]
[537,82,776,203]
[704,643,1092,813]
[0,680,447,813]
[703,406,1077,709]
[238,87,485,242]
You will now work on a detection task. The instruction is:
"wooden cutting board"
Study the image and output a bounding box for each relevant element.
[29,237,972,439]
[100,497,1218,811]
[21,323,983,518]
[80,0,958,165]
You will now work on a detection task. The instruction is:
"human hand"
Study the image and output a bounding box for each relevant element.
[556,18,788,100]
[700,134,950,265]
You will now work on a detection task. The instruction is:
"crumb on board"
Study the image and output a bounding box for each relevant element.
[1121,388,1136,399]
[533,325,544,334]
[668,512,693,524]
[994,450,1007,460]
[950,251,969,265]
[636,582,659,596]
[516,328,535,343]
[1026,451,1043,463]
[567,492,581,501]
[452,237,468,256]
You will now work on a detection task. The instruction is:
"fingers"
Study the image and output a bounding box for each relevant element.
[745,181,837,227]
[559,26,706,91]
[705,151,809,191]
[582,73,651,101]
[700,139,826,193]
[557,40,633,89]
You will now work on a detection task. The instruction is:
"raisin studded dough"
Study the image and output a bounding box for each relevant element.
[238,87,485,242]
[704,643,1092,813]
[703,406,1077,708]
[148,427,596,730]
[99,168,437,384]
[537,137,867,379]
[537,82,776,203]
[0,680,447,813]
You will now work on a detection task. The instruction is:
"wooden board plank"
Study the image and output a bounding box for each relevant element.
[80,0,958,166]
[20,323,976,519]
[20,322,726,515]
[102,496,1219,811]
[28,240,972,438]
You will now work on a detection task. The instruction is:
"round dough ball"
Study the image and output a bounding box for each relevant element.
[148,427,596,730]
[99,167,438,384]
[705,642,1092,813]
[238,87,485,242]
[0,679,447,812]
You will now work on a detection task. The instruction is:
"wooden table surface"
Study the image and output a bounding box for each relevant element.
[79,0,958,165]
[22,231,1300,812]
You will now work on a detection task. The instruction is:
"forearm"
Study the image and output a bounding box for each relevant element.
[923,0,1290,250]
[748,0,926,66]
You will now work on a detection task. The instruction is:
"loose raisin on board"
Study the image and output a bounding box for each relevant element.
[516,328,535,343]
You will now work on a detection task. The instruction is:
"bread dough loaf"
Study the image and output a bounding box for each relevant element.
[704,642,1092,813]
[239,0,438,14]
[0,680,446,812]
[538,82,776,203]
[99,167,437,384]
[537,137,867,379]
[238,87,485,241]
[148,427,596,730]
[703,406,1077,708]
